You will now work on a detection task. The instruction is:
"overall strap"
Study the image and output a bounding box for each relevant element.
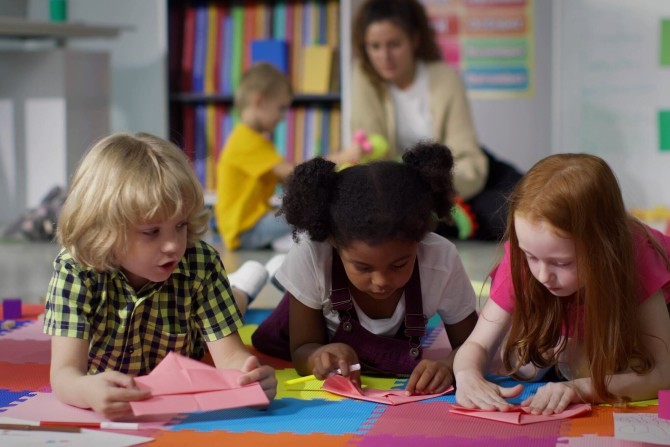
[329,250,352,312]
[403,261,426,338]
[329,248,426,337]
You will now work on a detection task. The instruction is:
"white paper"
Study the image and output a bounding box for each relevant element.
[614,413,670,445]
[0,417,154,447]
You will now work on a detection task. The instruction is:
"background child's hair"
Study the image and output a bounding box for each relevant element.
[353,0,442,85]
[57,132,210,272]
[503,153,653,404]
[234,62,293,110]
[280,141,455,248]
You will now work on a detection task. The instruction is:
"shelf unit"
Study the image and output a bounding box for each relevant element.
[166,0,344,192]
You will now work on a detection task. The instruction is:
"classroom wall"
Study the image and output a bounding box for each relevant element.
[552,0,670,210]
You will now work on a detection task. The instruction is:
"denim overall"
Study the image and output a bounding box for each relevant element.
[251,250,427,376]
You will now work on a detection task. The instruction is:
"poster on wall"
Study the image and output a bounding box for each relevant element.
[421,0,534,98]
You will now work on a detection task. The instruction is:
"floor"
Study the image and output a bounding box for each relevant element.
[0,235,500,309]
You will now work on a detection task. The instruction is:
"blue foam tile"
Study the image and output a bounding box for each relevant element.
[243,309,272,326]
[0,389,35,411]
[170,397,383,435]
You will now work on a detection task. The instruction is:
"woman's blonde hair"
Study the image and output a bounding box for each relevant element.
[503,153,656,404]
[57,132,209,272]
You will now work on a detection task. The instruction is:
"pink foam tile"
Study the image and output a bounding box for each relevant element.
[659,390,670,420]
[0,318,51,341]
[0,338,50,364]
[366,401,563,439]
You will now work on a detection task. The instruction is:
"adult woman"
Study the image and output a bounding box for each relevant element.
[351,0,521,241]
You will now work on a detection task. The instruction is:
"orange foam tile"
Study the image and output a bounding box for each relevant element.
[0,361,51,392]
[151,430,356,447]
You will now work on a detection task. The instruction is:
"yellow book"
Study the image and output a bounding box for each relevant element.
[326,0,339,47]
[301,45,333,94]
[292,3,303,91]
[330,107,341,155]
[204,3,218,94]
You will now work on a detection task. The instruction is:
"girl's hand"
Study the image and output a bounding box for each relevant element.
[82,371,151,420]
[406,359,454,395]
[238,355,277,403]
[455,371,523,411]
[310,343,361,385]
[521,381,581,415]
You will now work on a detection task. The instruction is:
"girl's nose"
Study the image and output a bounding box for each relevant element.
[371,271,391,289]
[536,262,552,283]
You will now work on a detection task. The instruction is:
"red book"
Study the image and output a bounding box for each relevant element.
[180,5,196,91]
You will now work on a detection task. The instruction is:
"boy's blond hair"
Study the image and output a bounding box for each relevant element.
[57,132,210,272]
[234,62,293,110]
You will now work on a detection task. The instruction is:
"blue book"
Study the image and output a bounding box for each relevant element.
[317,2,327,44]
[274,119,288,157]
[192,3,208,93]
[194,104,207,186]
[221,15,233,95]
[321,107,331,155]
[250,39,289,73]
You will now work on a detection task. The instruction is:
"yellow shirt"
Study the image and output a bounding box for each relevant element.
[215,123,283,250]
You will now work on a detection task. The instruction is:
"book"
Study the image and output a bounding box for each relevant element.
[180,5,196,91]
[191,3,208,93]
[251,39,289,73]
[301,45,333,93]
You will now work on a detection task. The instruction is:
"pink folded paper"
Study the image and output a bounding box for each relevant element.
[129,352,269,416]
[322,374,452,405]
[449,403,591,424]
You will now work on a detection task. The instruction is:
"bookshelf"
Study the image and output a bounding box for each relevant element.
[166,0,344,194]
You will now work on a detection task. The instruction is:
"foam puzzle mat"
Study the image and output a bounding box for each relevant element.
[0,307,664,446]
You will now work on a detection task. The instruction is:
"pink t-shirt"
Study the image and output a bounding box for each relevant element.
[490,225,670,314]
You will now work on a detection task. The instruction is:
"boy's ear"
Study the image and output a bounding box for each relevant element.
[251,92,264,107]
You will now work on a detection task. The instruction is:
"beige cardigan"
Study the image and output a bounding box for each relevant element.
[351,60,488,200]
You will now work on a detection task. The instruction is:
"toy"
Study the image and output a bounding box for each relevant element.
[660,390,670,420]
[451,198,478,240]
[2,297,22,320]
[337,130,390,171]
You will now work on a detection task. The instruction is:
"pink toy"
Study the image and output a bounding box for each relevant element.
[2,297,22,319]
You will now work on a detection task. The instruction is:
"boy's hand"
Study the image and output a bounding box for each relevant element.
[310,343,361,386]
[406,359,455,395]
[238,355,277,402]
[82,371,151,420]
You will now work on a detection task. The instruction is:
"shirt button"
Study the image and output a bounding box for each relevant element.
[128,347,134,354]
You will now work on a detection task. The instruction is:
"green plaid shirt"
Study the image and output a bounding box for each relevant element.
[43,240,243,376]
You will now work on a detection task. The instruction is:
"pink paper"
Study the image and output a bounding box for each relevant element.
[449,403,592,424]
[130,352,269,416]
[321,374,452,405]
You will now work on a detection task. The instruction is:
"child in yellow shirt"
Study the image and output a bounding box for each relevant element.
[215,62,361,252]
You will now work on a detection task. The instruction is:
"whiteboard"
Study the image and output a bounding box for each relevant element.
[552,0,670,209]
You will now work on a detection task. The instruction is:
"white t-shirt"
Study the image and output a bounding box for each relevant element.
[390,62,433,152]
[274,232,476,338]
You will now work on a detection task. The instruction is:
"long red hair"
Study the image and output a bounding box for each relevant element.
[502,153,653,404]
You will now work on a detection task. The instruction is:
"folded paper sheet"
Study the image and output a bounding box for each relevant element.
[322,374,451,405]
[449,403,591,424]
[130,352,269,416]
